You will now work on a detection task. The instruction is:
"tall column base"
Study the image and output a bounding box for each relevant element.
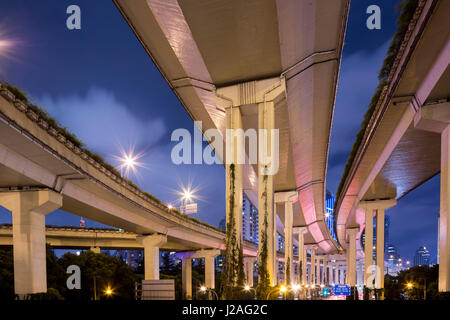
[0,190,62,297]
[137,234,167,280]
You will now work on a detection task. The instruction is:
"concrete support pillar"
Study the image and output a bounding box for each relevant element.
[284,199,293,284]
[244,257,257,287]
[414,104,450,292]
[323,258,328,284]
[217,78,285,288]
[0,190,62,296]
[90,247,101,254]
[258,100,276,286]
[440,125,450,292]
[336,264,342,284]
[204,252,219,290]
[316,258,320,284]
[303,250,308,285]
[137,234,167,280]
[181,257,192,299]
[294,227,307,285]
[357,260,364,286]
[347,228,358,286]
[360,200,395,293]
[376,209,385,294]
[334,265,338,284]
[362,204,374,288]
[225,106,244,267]
[275,192,297,285]
[310,247,316,285]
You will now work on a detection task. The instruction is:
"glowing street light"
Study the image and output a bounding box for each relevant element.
[292,284,301,292]
[406,283,413,289]
[113,145,146,179]
[183,190,192,202]
[104,286,114,297]
[244,285,251,291]
[199,286,218,300]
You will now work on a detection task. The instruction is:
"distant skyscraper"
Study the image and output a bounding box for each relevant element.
[242,194,258,244]
[277,233,285,253]
[325,190,338,243]
[414,246,431,266]
[384,215,390,252]
[219,194,259,244]
[386,244,403,275]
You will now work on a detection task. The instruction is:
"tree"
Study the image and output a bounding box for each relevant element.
[0,247,14,300]
[58,251,136,300]
[256,170,272,299]
[161,252,176,275]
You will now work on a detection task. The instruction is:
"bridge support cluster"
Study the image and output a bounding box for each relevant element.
[357,199,396,298]
[216,78,285,287]
[176,249,220,299]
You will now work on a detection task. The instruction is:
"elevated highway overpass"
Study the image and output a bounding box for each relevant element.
[334,0,450,292]
[113,0,349,286]
[0,0,350,297]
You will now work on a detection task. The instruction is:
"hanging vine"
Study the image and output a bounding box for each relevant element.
[286,257,291,285]
[256,167,271,299]
[220,164,245,299]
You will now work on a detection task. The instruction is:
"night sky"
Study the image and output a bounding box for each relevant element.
[0,0,439,264]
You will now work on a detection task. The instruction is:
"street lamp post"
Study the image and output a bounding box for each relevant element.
[243,285,256,300]
[200,286,219,300]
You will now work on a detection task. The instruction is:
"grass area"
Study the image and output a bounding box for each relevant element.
[0,81,222,233]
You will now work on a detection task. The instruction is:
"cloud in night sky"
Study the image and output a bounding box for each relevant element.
[39,87,167,156]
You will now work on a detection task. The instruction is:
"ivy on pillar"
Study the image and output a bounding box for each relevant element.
[0,190,62,297]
